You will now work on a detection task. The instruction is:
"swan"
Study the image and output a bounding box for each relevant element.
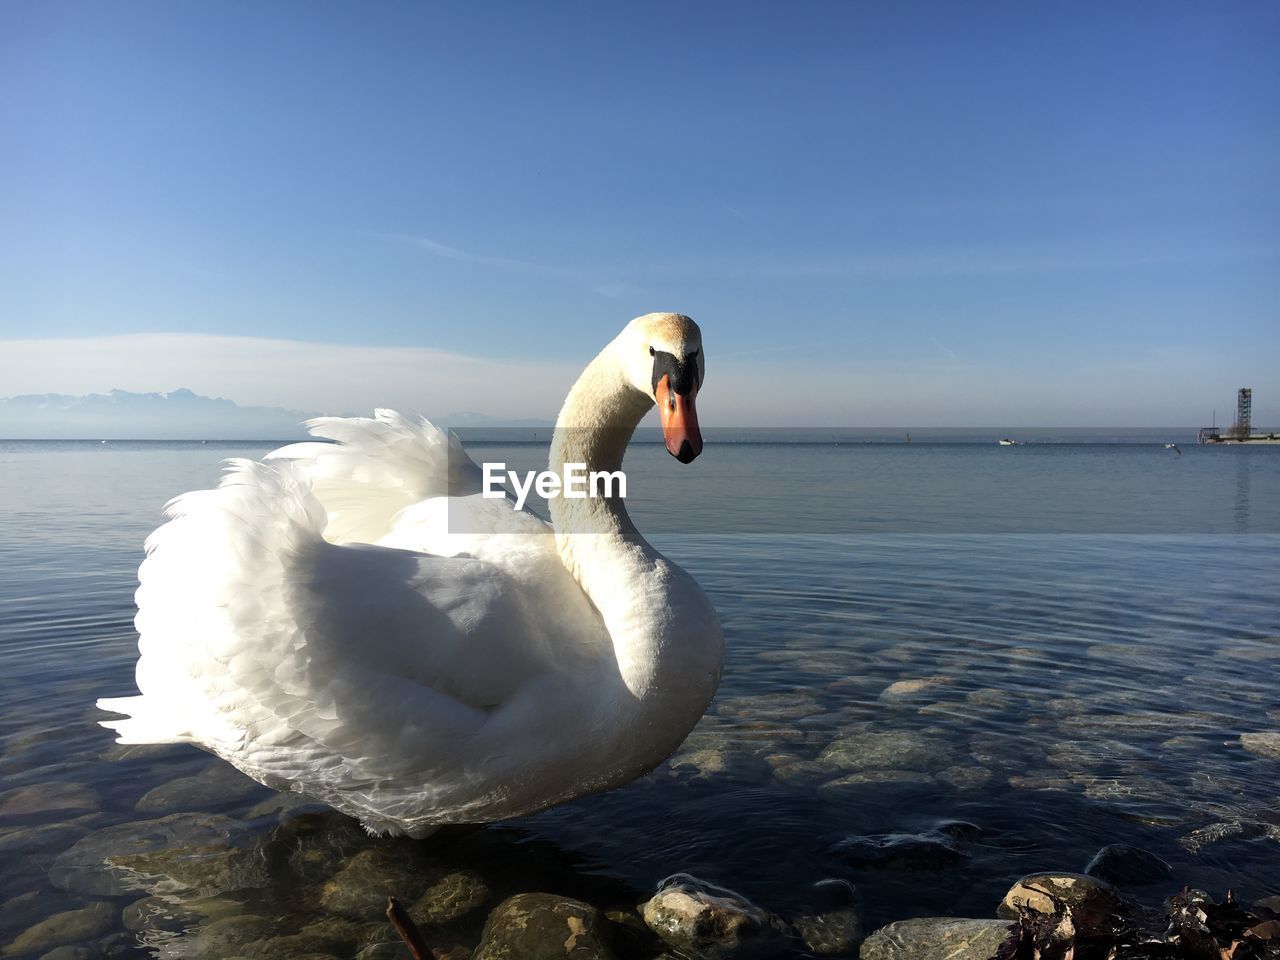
[97,313,724,836]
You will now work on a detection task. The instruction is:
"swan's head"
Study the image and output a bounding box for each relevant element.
[618,313,704,464]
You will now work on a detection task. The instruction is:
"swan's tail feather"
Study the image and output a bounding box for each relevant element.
[95,696,195,744]
[99,458,326,754]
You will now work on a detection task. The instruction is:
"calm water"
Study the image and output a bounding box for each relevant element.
[1,438,1278,957]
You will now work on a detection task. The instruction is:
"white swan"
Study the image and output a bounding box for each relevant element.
[98,313,724,836]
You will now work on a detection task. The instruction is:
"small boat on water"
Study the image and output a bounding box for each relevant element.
[998,438,1019,446]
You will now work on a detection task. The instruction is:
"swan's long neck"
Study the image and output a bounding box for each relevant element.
[548,350,709,701]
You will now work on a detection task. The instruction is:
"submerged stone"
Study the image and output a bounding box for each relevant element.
[1179,819,1280,853]
[1,901,115,958]
[0,822,90,861]
[0,783,99,823]
[409,869,489,925]
[790,879,862,956]
[878,677,956,701]
[134,762,269,815]
[859,917,1010,960]
[829,831,963,871]
[668,748,771,783]
[936,765,992,789]
[1084,844,1172,887]
[473,892,615,960]
[818,730,954,773]
[173,914,275,959]
[320,845,444,920]
[818,770,935,791]
[998,872,1125,927]
[1240,732,1280,760]
[641,874,794,959]
[48,813,260,897]
[35,946,98,960]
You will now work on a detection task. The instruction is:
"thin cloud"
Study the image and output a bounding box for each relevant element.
[389,232,580,279]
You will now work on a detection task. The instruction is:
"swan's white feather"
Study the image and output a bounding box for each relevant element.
[265,408,482,544]
[99,416,620,831]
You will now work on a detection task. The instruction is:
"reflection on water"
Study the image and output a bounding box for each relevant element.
[1236,451,1252,533]
[1,443,1279,958]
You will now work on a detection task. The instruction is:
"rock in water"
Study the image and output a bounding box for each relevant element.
[134,761,268,815]
[859,918,1010,959]
[0,782,99,822]
[1083,844,1172,887]
[473,893,616,960]
[319,845,445,920]
[171,914,275,959]
[829,832,963,870]
[790,879,863,956]
[48,814,261,897]
[1240,732,1280,760]
[641,874,795,959]
[1,901,116,957]
[818,730,954,772]
[998,872,1126,932]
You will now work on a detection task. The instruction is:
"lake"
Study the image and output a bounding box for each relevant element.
[1,436,1278,958]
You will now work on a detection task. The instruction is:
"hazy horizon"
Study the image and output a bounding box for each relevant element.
[0,387,1257,441]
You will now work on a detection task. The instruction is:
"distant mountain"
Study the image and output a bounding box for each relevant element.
[0,389,315,440]
[0,390,558,439]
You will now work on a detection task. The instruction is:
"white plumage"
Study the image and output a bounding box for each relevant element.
[98,314,723,836]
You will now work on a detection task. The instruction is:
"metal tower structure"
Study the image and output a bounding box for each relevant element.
[1235,387,1252,437]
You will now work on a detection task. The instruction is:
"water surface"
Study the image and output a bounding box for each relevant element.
[1,438,1277,957]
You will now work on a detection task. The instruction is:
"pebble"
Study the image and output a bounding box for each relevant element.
[714,692,824,721]
[790,879,862,956]
[818,770,936,791]
[241,918,365,960]
[473,892,615,960]
[0,783,99,823]
[641,874,794,960]
[1,902,116,958]
[878,677,956,701]
[134,762,269,815]
[830,828,967,871]
[36,946,98,960]
[936,765,992,789]
[176,915,275,959]
[668,748,771,782]
[1240,732,1280,760]
[818,729,955,772]
[1179,819,1280,853]
[1,891,71,940]
[0,822,91,861]
[997,872,1125,925]
[320,845,443,921]
[48,813,260,897]
[859,917,1010,959]
[409,869,490,925]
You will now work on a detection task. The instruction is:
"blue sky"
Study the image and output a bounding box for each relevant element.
[2,1,1277,425]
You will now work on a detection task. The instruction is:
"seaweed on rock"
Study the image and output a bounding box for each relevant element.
[995,887,1280,959]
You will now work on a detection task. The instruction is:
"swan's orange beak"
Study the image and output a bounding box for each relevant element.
[656,375,702,463]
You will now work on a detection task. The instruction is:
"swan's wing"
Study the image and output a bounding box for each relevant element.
[100,459,606,795]
[266,409,482,544]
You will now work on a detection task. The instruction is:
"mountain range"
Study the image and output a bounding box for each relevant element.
[0,389,553,439]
